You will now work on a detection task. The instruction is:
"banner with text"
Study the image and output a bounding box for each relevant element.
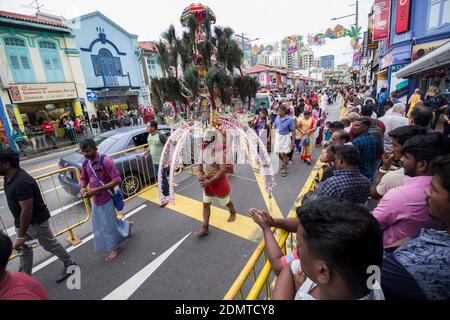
[8,82,78,103]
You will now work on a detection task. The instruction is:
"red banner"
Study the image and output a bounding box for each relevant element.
[373,0,391,41]
[396,0,411,34]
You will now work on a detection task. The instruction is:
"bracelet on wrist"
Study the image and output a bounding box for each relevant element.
[379,168,389,174]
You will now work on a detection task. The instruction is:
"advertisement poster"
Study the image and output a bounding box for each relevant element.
[412,40,450,61]
[373,0,391,41]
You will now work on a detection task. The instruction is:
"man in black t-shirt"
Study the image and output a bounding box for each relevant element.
[0,151,76,283]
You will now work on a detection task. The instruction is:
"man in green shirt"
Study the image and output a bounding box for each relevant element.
[142,121,169,207]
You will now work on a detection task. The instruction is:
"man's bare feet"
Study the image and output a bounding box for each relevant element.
[105,247,123,262]
[160,200,169,208]
[228,213,236,223]
[196,228,210,238]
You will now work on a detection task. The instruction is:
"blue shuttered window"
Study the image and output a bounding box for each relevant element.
[39,41,65,82]
[91,48,124,87]
[4,37,36,83]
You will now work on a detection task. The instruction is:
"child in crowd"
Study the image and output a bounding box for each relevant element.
[323,122,332,145]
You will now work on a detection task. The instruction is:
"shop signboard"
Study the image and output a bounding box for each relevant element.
[396,0,411,34]
[412,40,450,62]
[362,31,369,57]
[8,83,78,104]
[373,0,391,41]
[380,53,394,70]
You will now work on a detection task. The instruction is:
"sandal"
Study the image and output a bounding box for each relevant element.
[281,170,288,177]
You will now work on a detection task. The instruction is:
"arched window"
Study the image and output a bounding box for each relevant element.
[39,40,65,82]
[99,48,113,57]
[3,37,36,83]
[92,48,123,87]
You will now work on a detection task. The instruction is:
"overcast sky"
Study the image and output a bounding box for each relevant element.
[2,0,373,65]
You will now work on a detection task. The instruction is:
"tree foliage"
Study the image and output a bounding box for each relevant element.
[152,19,256,110]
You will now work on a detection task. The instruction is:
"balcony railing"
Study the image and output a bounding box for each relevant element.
[94,72,131,88]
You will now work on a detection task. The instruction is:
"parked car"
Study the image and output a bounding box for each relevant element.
[58,125,171,199]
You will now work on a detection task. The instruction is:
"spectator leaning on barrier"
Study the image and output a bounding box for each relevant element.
[0,232,48,300]
[0,150,76,282]
[319,145,371,204]
[249,191,332,277]
[320,143,338,182]
[372,133,450,248]
[381,155,450,300]
[263,199,384,300]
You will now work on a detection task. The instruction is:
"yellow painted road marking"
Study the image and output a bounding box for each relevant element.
[139,188,260,242]
[27,162,59,174]
[239,132,283,219]
[252,167,284,219]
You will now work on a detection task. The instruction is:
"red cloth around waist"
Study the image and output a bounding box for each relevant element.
[204,174,230,198]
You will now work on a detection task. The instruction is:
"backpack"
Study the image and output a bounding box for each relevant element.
[368,119,384,156]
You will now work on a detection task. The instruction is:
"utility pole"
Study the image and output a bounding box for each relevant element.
[235,33,260,67]
[332,0,359,28]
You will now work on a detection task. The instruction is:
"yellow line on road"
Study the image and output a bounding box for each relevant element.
[27,162,59,174]
[240,132,283,219]
[252,167,284,219]
[139,188,260,242]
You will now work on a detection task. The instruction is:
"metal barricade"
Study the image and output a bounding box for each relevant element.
[224,160,324,300]
[0,143,194,261]
[0,166,91,260]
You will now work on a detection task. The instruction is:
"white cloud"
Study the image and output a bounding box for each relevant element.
[1,0,373,65]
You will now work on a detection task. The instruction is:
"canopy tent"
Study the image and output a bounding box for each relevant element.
[396,41,450,79]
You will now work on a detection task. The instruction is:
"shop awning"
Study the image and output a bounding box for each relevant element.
[396,41,450,79]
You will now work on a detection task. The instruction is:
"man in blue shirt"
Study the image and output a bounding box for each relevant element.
[378,88,388,106]
[351,118,377,180]
[273,105,295,177]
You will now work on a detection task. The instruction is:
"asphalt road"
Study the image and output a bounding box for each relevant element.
[3,105,340,300]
